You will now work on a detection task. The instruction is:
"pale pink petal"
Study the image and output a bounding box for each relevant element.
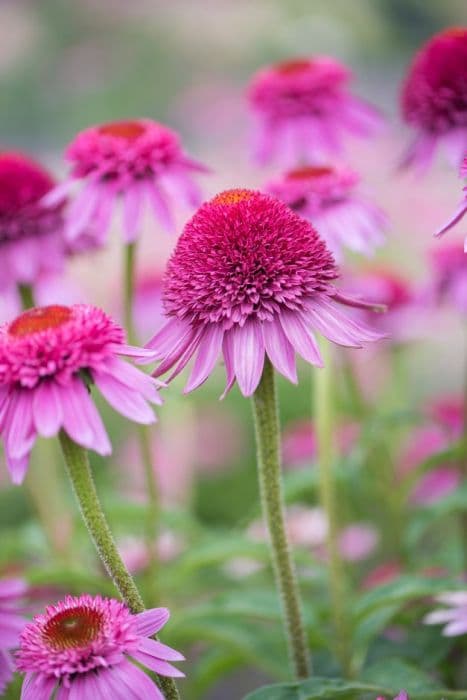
[146,182,175,234]
[279,310,323,367]
[184,324,224,392]
[111,659,164,699]
[444,619,467,636]
[6,452,30,485]
[145,317,191,356]
[220,330,236,399]
[93,372,156,424]
[65,182,101,241]
[21,673,57,700]
[5,390,35,459]
[136,636,185,662]
[132,649,185,677]
[232,320,265,396]
[262,318,297,383]
[436,591,467,606]
[135,607,170,636]
[435,201,467,238]
[122,183,145,243]
[32,381,63,437]
[105,358,162,404]
[57,378,110,453]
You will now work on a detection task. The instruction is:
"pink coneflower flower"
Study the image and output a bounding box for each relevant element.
[436,153,467,247]
[282,418,358,468]
[147,189,384,397]
[16,594,184,699]
[47,119,208,245]
[428,241,467,313]
[401,28,467,171]
[424,591,467,636]
[428,394,463,437]
[265,165,387,261]
[248,57,382,166]
[0,152,67,292]
[338,524,379,562]
[0,304,161,484]
[410,466,460,506]
[0,578,27,694]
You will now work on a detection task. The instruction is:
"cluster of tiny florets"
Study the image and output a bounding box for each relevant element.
[0,305,124,388]
[163,189,338,329]
[402,28,467,134]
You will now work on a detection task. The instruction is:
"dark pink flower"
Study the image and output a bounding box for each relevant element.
[16,594,184,699]
[248,57,382,166]
[401,28,467,171]
[265,165,387,260]
[0,578,27,694]
[0,304,161,484]
[0,152,67,292]
[46,119,208,245]
[147,189,384,397]
[436,153,467,247]
[428,394,463,438]
[428,241,467,313]
[410,466,460,505]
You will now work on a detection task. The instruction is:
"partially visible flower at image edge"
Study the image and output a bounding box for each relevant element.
[265,164,387,261]
[424,591,467,636]
[44,118,209,245]
[0,578,27,694]
[0,304,161,484]
[400,27,467,171]
[435,153,467,248]
[247,56,382,166]
[146,189,385,397]
[16,594,184,700]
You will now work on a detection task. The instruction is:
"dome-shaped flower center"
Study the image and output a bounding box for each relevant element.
[42,606,104,651]
[211,189,255,206]
[98,120,146,141]
[274,59,312,75]
[9,306,72,337]
[287,166,334,180]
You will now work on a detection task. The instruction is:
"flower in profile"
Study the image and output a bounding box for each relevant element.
[0,578,27,694]
[248,57,382,166]
[0,152,67,293]
[401,28,467,170]
[147,189,384,397]
[265,165,387,261]
[47,119,208,245]
[436,153,467,247]
[16,594,184,699]
[424,591,467,636]
[428,241,467,313]
[0,304,161,484]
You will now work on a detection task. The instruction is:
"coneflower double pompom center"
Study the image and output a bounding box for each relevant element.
[163,188,338,330]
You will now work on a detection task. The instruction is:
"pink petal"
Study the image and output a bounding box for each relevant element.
[135,607,170,636]
[5,390,35,459]
[262,318,297,383]
[106,358,162,404]
[123,183,145,243]
[93,372,156,425]
[21,673,57,700]
[146,182,175,234]
[232,320,265,396]
[184,324,224,393]
[65,182,101,241]
[32,381,63,437]
[6,452,30,485]
[58,378,111,454]
[435,201,467,238]
[111,659,164,699]
[137,636,185,662]
[279,310,323,367]
[132,649,185,678]
[220,330,236,399]
[444,619,467,636]
[145,317,190,356]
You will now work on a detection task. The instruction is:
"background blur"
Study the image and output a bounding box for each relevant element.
[1,2,467,698]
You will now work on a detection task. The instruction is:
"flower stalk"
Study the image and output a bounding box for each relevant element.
[252,358,310,679]
[58,431,180,700]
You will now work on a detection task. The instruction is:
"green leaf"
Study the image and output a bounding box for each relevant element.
[361,657,442,691]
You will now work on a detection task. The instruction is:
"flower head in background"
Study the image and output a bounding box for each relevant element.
[0,578,27,694]
[17,594,184,699]
[147,189,384,397]
[428,394,463,438]
[338,524,379,562]
[0,304,161,484]
[248,57,382,166]
[428,241,467,314]
[265,165,387,261]
[436,153,467,247]
[282,418,358,469]
[424,591,467,636]
[401,27,467,171]
[0,152,67,293]
[46,118,208,245]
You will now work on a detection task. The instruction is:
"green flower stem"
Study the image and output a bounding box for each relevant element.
[18,284,73,559]
[314,340,352,677]
[58,431,180,700]
[252,358,310,680]
[123,241,161,593]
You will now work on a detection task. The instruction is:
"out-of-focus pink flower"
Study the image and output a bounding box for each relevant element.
[338,524,379,562]
[133,271,166,341]
[194,407,245,473]
[119,532,185,574]
[0,578,27,694]
[428,394,463,438]
[428,241,467,314]
[410,466,460,505]
[248,57,382,166]
[376,693,409,700]
[282,419,359,469]
[17,594,184,699]
[46,118,208,245]
[0,304,161,483]
[401,28,467,171]
[424,591,467,636]
[265,165,387,261]
[436,154,467,246]
[147,189,384,398]
[0,152,66,293]
[399,425,447,477]
[249,505,329,549]
[362,561,402,590]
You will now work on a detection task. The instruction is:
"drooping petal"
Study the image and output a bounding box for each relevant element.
[262,318,297,383]
[5,390,35,459]
[32,381,63,437]
[131,649,185,678]
[93,372,156,425]
[111,659,164,699]
[123,183,145,243]
[21,673,57,700]
[135,607,170,637]
[279,310,323,367]
[146,182,175,234]
[232,320,265,396]
[220,330,236,399]
[6,452,30,485]
[184,323,224,393]
[136,636,185,662]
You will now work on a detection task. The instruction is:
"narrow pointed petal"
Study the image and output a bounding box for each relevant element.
[32,381,63,437]
[279,310,323,367]
[123,183,145,243]
[184,324,223,392]
[137,636,185,662]
[147,182,175,234]
[232,320,265,396]
[132,649,185,677]
[262,318,297,383]
[135,607,170,636]
[94,372,156,424]
[221,330,236,399]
